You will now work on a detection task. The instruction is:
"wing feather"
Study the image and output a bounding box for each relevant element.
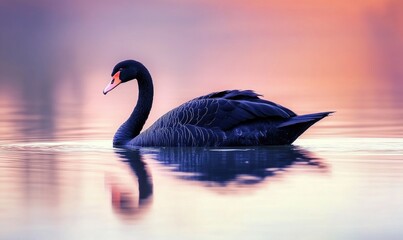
[148,90,296,132]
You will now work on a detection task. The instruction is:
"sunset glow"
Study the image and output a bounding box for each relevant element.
[0,1,402,239]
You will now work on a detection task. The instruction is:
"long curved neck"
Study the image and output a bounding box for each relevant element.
[113,65,154,146]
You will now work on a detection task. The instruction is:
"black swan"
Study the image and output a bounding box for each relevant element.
[103,60,332,147]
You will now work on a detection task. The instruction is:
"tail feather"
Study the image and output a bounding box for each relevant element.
[277,111,334,144]
[278,111,334,128]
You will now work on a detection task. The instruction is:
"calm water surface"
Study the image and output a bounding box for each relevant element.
[1,1,403,239]
[0,99,403,240]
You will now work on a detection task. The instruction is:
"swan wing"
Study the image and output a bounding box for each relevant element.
[154,90,296,131]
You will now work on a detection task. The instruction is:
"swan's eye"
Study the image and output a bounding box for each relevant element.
[119,68,123,71]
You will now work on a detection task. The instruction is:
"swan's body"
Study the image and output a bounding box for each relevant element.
[104,60,332,147]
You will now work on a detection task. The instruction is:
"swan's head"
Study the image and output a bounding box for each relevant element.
[103,60,141,95]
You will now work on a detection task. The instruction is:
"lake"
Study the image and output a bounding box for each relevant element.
[1,1,403,239]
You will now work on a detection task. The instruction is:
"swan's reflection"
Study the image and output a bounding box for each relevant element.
[108,145,325,221]
[144,146,326,187]
[107,149,153,221]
